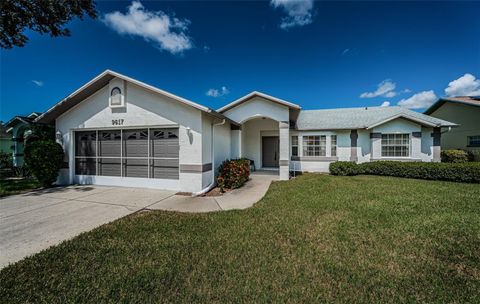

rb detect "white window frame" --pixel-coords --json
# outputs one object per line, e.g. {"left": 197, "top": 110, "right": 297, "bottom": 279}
{"left": 109, "top": 87, "right": 125, "bottom": 108}
{"left": 291, "top": 135, "right": 298, "bottom": 157}
{"left": 303, "top": 135, "right": 326, "bottom": 157}
{"left": 331, "top": 135, "right": 337, "bottom": 157}
{"left": 381, "top": 133, "right": 410, "bottom": 158}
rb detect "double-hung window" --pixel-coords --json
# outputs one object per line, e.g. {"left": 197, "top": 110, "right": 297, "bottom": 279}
{"left": 291, "top": 136, "right": 298, "bottom": 156}
{"left": 303, "top": 135, "right": 326, "bottom": 156}
{"left": 381, "top": 134, "right": 410, "bottom": 157}
{"left": 331, "top": 135, "right": 337, "bottom": 157}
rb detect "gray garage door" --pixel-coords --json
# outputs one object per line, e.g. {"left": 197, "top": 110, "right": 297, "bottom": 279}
{"left": 74, "top": 128, "right": 179, "bottom": 179}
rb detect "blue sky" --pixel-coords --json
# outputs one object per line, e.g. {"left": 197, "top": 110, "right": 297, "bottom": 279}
{"left": 1, "top": 0, "right": 479, "bottom": 121}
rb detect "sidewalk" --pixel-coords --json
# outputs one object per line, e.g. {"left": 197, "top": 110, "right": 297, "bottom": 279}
{"left": 147, "top": 172, "right": 278, "bottom": 212}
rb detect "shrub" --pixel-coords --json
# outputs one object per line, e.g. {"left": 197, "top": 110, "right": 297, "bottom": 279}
{"left": 329, "top": 161, "right": 480, "bottom": 183}
{"left": 217, "top": 158, "right": 250, "bottom": 192}
{"left": 441, "top": 149, "right": 471, "bottom": 163}
{"left": 329, "top": 161, "right": 361, "bottom": 176}
{"left": 0, "top": 151, "right": 12, "bottom": 169}
{"left": 24, "top": 140, "right": 64, "bottom": 187}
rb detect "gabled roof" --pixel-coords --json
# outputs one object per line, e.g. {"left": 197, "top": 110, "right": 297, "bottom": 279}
{"left": 296, "top": 106, "right": 457, "bottom": 130}
{"left": 424, "top": 96, "right": 480, "bottom": 115}
{"left": 35, "top": 70, "right": 239, "bottom": 125}
{"left": 217, "top": 91, "right": 301, "bottom": 113}
{"left": 5, "top": 112, "right": 40, "bottom": 131}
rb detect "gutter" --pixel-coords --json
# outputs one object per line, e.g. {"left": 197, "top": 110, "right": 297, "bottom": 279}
{"left": 192, "top": 118, "right": 226, "bottom": 196}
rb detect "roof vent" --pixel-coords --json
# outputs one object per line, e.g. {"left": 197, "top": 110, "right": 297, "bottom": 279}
{"left": 365, "top": 107, "right": 368, "bottom": 110}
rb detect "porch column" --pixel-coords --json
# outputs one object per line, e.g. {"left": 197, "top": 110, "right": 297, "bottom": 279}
{"left": 279, "top": 121, "right": 289, "bottom": 180}
{"left": 432, "top": 127, "right": 441, "bottom": 162}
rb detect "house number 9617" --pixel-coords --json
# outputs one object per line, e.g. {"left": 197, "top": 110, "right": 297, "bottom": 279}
{"left": 112, "top": 119, "right": 124, "bottom": 126}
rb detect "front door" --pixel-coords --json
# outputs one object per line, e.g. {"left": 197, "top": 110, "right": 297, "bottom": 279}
{"left": 262, "top": 136, "right": 279, "bottom": 168}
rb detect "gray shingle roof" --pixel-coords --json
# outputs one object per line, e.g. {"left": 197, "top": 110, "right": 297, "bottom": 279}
{"left": 296, "top": 106, "right": 457, "bottom": 130}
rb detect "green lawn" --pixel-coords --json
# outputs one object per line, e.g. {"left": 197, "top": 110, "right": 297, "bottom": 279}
{"left": 1, "top": 175, "right": 479, "bottom": 303}
{"left": 0, "top": 178, "right": 41, "bottom": 197}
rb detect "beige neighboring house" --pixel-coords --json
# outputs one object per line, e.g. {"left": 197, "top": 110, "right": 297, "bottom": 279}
{"left": 425, "top": 96, "right": 480, "bottom": 160}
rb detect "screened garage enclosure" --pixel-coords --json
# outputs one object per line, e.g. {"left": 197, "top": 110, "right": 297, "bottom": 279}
{"left": 75, "top": 128, "right": 179, "bottom": 180}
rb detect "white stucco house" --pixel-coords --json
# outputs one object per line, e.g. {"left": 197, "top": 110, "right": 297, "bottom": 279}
{"left": 35, "top": 70, "right": 456, "bottom": 193}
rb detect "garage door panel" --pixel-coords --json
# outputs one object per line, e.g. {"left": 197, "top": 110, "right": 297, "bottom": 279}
{"left": 124, "top": 159, "right": 148, "bottom": 178}
{"left": 98, "top": 158, "right": 121, "bottom": 177}
{"left": 99, "top": 131, "right": 121, "bottom": 157}
{"left": 75, "top": 128, "right": 179, "bottom": 180}
{"left": 124, "top": 130, "right": 148, "bottom": 157}
{"left": 75, "top": 158, "right": 96, "bottom": 175}
{"left": 75, "top": 131, "right": 96, "bottom": 157}
{"left": 151, "top": 159, "right": 178, "bottom": 179}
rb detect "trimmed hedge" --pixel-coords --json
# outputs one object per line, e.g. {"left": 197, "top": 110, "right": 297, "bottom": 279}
{"left": 329, "top": 161, "right": 480, "bottom": 183}
{"left": 24, "top": 140, "right": 64, "bottom": 187}
{"left": 441, "top": 149, "right": 474, "bottom": 163}
{"left": 329, "top": 161, "right": 360, "bottom": 176}
{"left": 217, "top": 158, "right": 250, "bottom": 192}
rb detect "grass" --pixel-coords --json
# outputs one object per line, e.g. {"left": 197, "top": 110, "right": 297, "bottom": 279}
{"left": 0, "top": 178, "right": 41, "bottom": 197}
{"left": 1, "top": 174, "right": 479, "bottom": 303}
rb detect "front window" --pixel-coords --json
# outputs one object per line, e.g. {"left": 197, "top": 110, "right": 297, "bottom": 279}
{"left": 291, "top": 136, "right": 298, "bottom": 156}
{"left": 468, "top": 135, "right": 480, "bottom": 147}
{"left": 331, "top": 135, "right": 337, "bottom": 156}
{"left": 303, "top": 135, "right": 326, "bottom": 156}
{"left": 381, "top": 134, "right": 410, "bottom": 157}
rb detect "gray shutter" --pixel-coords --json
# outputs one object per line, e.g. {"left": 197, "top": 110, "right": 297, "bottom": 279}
{"left": 123, "top": 129, "right": 148, "bottom": 178}
{"left": 149, "top": 129, "right": 179, "bottom": 180}
{"left": 98, "top": 131, "right": 121, "bottom": 176}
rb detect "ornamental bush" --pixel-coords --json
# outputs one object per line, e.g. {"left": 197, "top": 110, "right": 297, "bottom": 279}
{"left": 24, "top": 140, "right": 64, "bottom": 187}
{"left": 329, "top": 161, "right": 480, "bottom": 183}
{"left": 217, "top": 158, "right": 250, "bottom": 192}
{"left": 329, "top": 161, "right": 361, "bottom": 176}
{"left": 441, "top": 149, "right": 473, "bottom": 163}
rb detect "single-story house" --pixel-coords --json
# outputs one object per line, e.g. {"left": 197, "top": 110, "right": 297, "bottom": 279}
{"left": 5, "top": 112, "right": 42, "bottom": 167}
{"left": 35, "top": 70, "right": 456, "bottom": 193}
{"left": 425, "top": 96, "right": 480, "bottom": 160}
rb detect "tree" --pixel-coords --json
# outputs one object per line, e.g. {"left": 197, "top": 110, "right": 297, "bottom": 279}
{"left": 24, "top": 140, "right": 64, "bottom": 187}
{"left": 0, "top": 0, "right": 97, "bottom": 49}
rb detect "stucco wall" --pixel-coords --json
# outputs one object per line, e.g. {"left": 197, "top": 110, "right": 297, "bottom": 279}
{"left": 428, "top": 102, "right": 480, "bottom": 158}
{"left": 223, "top": 97, "right": 289, "bottom": 123}
{"left": 56, "top": 78, "right": 206, "bottom": 192}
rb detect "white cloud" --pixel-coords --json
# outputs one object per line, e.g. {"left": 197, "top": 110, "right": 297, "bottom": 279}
{"left": 31, "top": 80, "right": 43, "bottom": 87}
{"left": 380, "top": 101, "right": 390, "bottom": 107}
{"left": 342, "top": 48, "right": 350, "bottom": 55}
{"left": 206, "top": 86, "right": 229, "bottom": 98}
{"left": 103, "top": 1, "right": 192, "bottom": 54}
{"left": 270, "top": 0, "right": 314, "bottom": 30}
{"left": 360, "top": 79, "right": 396, "bottom": 98}
{"left": 444, "top": 73, "right": 480, "bottom": 97}
{"left": 397, "top": 90, "right": 438, "bottom": 109}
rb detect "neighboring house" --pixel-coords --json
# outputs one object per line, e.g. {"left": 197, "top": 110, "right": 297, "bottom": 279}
{"left": 0, "top": 122, "right": 12, "bottom": 154}
{"left": 425, "top": 96, "right": 480, "bottom": 160}
{"left": 35, "top": 70, "right": 456, "bottom": 193}
{"left": 5, "top": 112, "right": 42, "bottom": 167}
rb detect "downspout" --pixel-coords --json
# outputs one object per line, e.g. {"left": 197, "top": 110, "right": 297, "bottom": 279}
{"left": 192, "top": 118, "right": 226, "bottom": 196}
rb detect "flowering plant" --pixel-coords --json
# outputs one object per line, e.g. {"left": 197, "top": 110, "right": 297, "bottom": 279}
{"left": 217, "top": 158, "right": 250, "bottom": 192}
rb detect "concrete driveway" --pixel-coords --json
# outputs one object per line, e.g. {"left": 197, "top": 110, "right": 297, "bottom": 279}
{"left": 0, "top": 185, "right": 176, "bottom": 268}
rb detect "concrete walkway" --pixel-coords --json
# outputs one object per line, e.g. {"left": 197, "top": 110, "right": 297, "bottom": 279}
{"left": 0, "top": 172, "right": 276, "bottom": 268}
{"left": 148, "top": 172, "right": 278, "bottom": 212}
